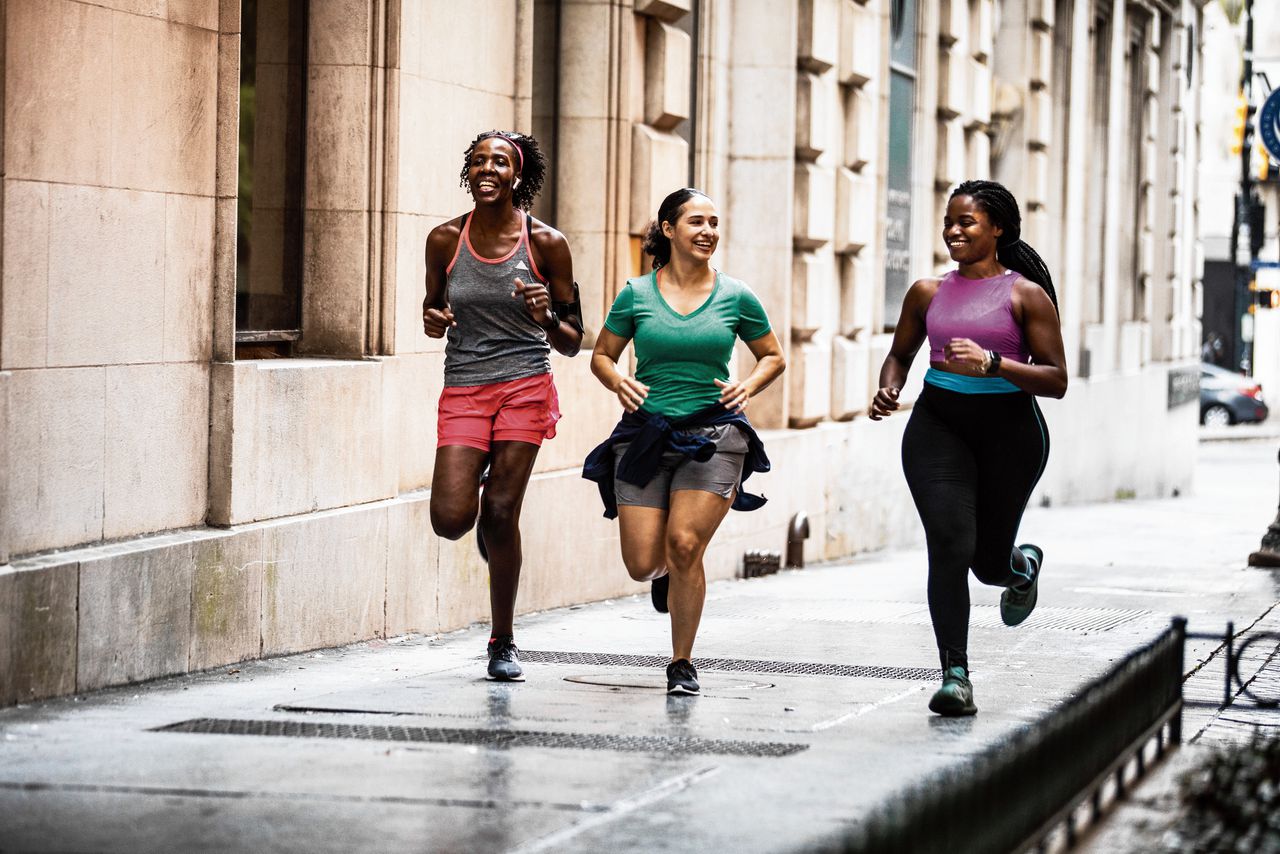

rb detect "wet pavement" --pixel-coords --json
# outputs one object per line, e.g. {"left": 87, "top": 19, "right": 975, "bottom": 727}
{"left": 1, "top": 440, "right": 1278, "bottom": 853}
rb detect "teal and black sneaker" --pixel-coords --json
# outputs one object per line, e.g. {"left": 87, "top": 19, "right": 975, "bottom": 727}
{"left": 1000, "top": 543, "right": 1043, "bottom": 627}
{"left": 928, "top": 665, "right": 977, "bottom": 716}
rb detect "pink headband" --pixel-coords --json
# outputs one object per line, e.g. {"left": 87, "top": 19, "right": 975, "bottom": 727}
{"left": 499, "top": 134, "right": 523, "bottom": 173}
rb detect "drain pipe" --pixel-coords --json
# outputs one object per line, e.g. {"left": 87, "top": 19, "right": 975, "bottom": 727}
{"left": 786, "top": 512, "right": 810, "bottom": 568}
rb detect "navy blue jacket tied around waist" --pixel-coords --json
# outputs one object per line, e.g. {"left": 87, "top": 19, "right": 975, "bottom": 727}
{"left": 581, "top": 402, "right": 771, "bottom": 519}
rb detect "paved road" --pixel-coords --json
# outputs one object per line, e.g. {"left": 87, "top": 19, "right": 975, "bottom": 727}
{"left": 1, "top": 441, "right": 1277, "bottom": 853}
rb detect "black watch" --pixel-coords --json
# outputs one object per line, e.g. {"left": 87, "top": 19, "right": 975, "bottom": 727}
{"left": 539, "top": 310, "right": 559, "bottom": 332}
{"left": 985, "top": 350, "right": 1002, "bottom": 375}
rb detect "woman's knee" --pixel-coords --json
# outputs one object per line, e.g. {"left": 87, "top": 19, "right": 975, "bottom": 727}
{"left": 622, "top": 555, "right": 665, "bottom": 582}
{"left": 665, "top": 530, "right": 704, "bottom": 571}
{"left": 480, "top": 492, "right": 522, "bottom": 533}
{"left": 430, "top": 505, "right": 475, "bottom": 541}
{"left": 926, "top": 530, "right": 975, "bottom": 571}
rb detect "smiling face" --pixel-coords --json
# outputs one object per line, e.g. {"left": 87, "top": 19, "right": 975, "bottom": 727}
{"left": 943, "top": 194, "right": 1002, "bottom": 265}
{"left": 466, "top": 136, "right": 521, "bottom": 204}
{"left": 662, "top": 194, "right": 720, "bottom": 264}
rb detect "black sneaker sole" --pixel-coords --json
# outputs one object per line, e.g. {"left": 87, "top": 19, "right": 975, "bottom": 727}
{"left": 666, "top": 684, "right": 700, "bottom": 695}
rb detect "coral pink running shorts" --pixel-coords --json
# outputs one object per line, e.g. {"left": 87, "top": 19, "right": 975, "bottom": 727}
{"left": 437, "top": 372, "right": 561, "bottom": 451}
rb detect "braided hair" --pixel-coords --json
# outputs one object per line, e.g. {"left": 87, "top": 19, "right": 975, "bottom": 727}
{"left": 458, "top": 130, "right": 547, "bottom": 211}
{"left": 950, "top": 179, "right": 1058, "bottom": 314}
{"left": 642, "top": 187, "right": 711, "bottom": 269}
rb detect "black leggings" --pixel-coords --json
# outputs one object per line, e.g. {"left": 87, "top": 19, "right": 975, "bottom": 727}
{"left": 902, "top": 383, "right": 1049, "bottom": 671}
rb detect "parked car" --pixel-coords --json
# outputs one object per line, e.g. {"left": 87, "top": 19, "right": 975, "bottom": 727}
{"left": 1200, "top": 362, "right": 1269, "bottom": 426}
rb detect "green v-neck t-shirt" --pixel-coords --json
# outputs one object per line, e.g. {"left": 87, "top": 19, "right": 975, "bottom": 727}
{"left": 603, "top": 269, "right": 772, "bottom": 419}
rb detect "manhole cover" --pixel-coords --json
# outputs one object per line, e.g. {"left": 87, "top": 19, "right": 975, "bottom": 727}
{"left": 153, "top": 718, "right": 808, "bottom": 758}
{"left": 562, "top": 673, "right": 774, "bottom": 690}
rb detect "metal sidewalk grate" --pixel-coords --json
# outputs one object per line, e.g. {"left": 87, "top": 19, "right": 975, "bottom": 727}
{"left": 516, "top": 650, "right": 941, "bottom": 681}
{"left": 153, "top": 718, "right": 809, "bottom": 758}
{"left": 711, "top": 600, "right": 1149, "bottom": 633}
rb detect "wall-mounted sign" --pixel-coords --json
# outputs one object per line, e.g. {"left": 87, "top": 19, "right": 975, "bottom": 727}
{"left": 1167, "top": 365, "right": 1199, "bottom": 410}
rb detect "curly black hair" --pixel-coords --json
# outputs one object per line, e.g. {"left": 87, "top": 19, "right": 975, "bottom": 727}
{"left": 458, "top": 130, "right": 547, "bottom": 211}
{"left": 950, "top": 179, "right": 1059, "bottom": 314}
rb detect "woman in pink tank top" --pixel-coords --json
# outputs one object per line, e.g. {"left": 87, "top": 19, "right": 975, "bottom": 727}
{"left": 421, "top": 131, "right": 584, "bottom": 683}
{"left": 869, "top": 180, "right": 1068, "bottom": 717}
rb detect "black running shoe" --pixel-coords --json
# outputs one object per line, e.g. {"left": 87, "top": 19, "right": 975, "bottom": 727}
{"left": 486, "top": 635, "right": 524, "bottom": 681}
{"left": 651, "top": 574, "right": 670, "bottom": 613}
{"left": 666, "top": 658, "right": 699, "bottom": 695}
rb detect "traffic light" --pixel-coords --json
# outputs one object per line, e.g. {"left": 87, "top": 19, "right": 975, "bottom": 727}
{"left": 1232, "top": 91, "right": 1250, "bottom": 156}
{"left": 1249, "top": 197, "right": 1266, "bottom": 256}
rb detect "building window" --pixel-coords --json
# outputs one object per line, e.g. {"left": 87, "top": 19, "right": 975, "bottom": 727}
{"left": 531, "top": 0, "right": 561, "bottom": 225}
{"left": 884, "top": 0, "right": 917, "bottom": 328}
{"left": 236, "top": 0, "right": 308, "bottom": 353}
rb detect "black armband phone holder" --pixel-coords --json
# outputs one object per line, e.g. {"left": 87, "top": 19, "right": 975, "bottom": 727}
{"left": 552, "top": 281, "right": 585, "bottom": 335}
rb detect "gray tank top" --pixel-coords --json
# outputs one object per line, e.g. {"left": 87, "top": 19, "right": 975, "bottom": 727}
{"left": 443, "top": 212, "right": 552, "bottom": 387}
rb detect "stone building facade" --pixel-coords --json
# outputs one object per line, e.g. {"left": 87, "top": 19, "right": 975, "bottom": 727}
{"left": 0, "top": 0, "right": 1206, "bottom": 705}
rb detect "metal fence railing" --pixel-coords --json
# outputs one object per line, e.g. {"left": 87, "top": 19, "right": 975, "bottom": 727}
{"left": 835, "top": 618, "right": 1186, "bottom": 854}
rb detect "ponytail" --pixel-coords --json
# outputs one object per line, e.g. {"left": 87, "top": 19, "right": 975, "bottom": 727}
{"left": 642, "top": 187, "right": 710, "bottom": 270}
{"left": 952, "top": 180, "right": 1058, "bottom": 315}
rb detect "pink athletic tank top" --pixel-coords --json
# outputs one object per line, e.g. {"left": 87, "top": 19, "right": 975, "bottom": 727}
{"left": 926, "top": 269, "right": 1030, "bottom": 363}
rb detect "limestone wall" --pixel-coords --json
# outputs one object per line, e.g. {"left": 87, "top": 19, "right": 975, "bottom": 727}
{"left": 2, "top": 0, "right": 218, "bottom": 557}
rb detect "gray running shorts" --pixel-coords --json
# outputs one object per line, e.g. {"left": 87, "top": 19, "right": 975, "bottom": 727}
{"left": 613, "top": 423, "right": 748, "bottom": 510}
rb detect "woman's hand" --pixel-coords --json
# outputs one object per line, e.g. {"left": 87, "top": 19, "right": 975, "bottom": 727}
{"left": 715, "top": 378, "right": 750, "bottom": 412}
{"left": 514, "top": 277, "right": 554, "bottom": 327}
{"left": 943, "top": 337, "right": 989, "bottom": 373}
{"left": 869, "top": 386, "right": 900, "bottom": 421}
{"left": 422, "top": 300, "right": 456, "bottom": 337}
{"left": 612, "top": 376, "right": 649, "bottom": 412}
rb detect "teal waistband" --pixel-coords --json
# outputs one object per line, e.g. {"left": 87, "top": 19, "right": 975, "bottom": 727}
{"left": 924, "top": 367, "right": 1020, "bottom": 394}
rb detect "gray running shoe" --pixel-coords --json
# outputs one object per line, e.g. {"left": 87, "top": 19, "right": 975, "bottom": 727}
{"left": 486, "top": 636, "right": 524, "bottom": 682}
{"left": 666, "top": 659, "right": 700, "bottom": 695}
{"left": 1001, "top": 543, "right": 1042, "bottom": 627}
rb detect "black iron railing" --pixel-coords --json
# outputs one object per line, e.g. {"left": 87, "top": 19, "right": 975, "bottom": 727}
{"left": 836, "top": 618, "right": 1186, "bottom": 854}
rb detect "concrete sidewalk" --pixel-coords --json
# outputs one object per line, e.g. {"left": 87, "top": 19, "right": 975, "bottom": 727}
{"left": 1, "top": 440, "right": 1278, "bottom": 853}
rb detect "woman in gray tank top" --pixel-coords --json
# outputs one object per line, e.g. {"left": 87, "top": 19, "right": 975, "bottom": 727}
{"left": 422, "top": 131, "right": 584, "bottom": 682}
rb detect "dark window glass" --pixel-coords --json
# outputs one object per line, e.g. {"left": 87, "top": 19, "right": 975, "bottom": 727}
{"left": 236, "top": 0, "right": 307, "bottom": 344}
{"left": 531, "top": 0, "right": 561, "bottom": 224}
{"left": 673, "top": 1, "right": 700, "bottom": 183}
{"left": 884, "top": 0, "right": 917, "bottom": 328}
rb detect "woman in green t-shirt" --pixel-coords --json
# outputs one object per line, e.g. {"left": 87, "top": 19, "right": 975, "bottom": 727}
{"left": 586, "top": 188, "right": 786, "bottom": 695}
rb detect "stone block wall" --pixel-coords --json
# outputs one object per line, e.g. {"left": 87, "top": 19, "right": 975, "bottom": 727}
{"left": 2, "top": 0, "right": 218, "bottom": 559}
{"left": 934, "top": 0, "right": 995, "bottom": 267}
{"left": 788, "top": 0, "right": 883, "bottom": 430}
